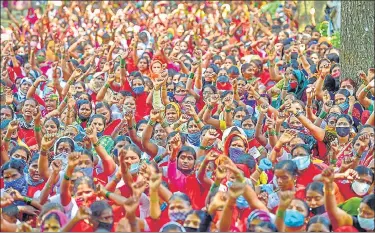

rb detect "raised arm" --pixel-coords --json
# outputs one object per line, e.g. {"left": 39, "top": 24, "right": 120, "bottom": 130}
{"left": 141, "top": 110, "right": 161, "bottom": 158}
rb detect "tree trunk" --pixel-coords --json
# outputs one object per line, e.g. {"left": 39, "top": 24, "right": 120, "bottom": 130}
{"left": 340, "top": 1, "right": 375, "bottom": 84}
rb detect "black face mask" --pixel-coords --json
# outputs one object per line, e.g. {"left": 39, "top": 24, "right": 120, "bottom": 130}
{"left": 97, "top": 221, "right": 113, "bottom": 232}
{"left": 184, "top": 227, "right": 198, "bottom": 232}
{"left": 310, "top": 205, "right": 325, "bottom": 215}
{"left": 78, "top": 114, "right": 89, "bottom": 122}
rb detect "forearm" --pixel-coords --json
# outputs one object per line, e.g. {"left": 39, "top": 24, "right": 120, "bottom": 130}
{"left": 96, "top": 84, "right": 110, "bottom": 101}
{"left": 60, "top": 166, "right": 74, "bottom": 206}
{"left": 296, "top": 114, "right": 325, "bottom": 141}
{"left": 149, "top": 189, "right": 161, "bottom": 219}
{"left": 38, "top": 172, "right": 59, "bottom": 205}
{"left": 219, "top": 198, "right": 235, "bottom": 231}
{"left": 38, "top": 151, "right": 51, "bottom": 180}
{"left": 315, "top": 75, "right": 325, "bottom": 100}
{"left": 244, "top": 184, "right": 269, "bottom": 211}
{"left": 61, "top": 217, "right": 80, "bottom": 232}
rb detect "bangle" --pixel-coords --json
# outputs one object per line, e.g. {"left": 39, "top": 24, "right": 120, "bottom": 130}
{"left": 150, "top": 196, "right": 159, "bottom": 203}
{"left": 348, "top": 111, "right": 352, "bottom": 115}
{"left": 225, "top": 107, "right": 232, "bottom": 113}
{"left": 93, "top": 140, "right": 100, "bottom": 148}
{"left": 274, "top": 146, "right": 281, "bottom": 153}
{"left": 161, "top": 120, "right": 169, "bottom": 128}
{"left": 128, "top": 124, "right": 136, "bottom": 131}
{"left": 105, "top": 191, "right": 111, "bottom": 199}
{"left": 364, "top": 87, "right": 371, "bottom": 94}
{"left": 188, "top": 72, "right": 194, "bottom": 79}
{"left": 269, "top": 129, "right": 277, "bottom": 136}
{"left": 105, "top": 83, "right": 110, "bottom": 88}
{"left": 33, "top": 84, "right": 38, "bottom": 88}
{"left": 120, "top": 58, "right": 125, "bottom": 68}
{"left": 23, "top": 197, "right": 32, "bottom": 205}
{"left": 319, "top": 111, "right": 328, "bottom": 119}
{"left": 330, "top": 159, "right": 337, "bottom": 164}
{"left": 153, "top": 155, "right": 162, "bottom": 163}
{"left": 207, "top": 105, "right": 214, "bottom": 110}
{"left": 68, "top": 80, "right": 74, "bottom": 85}
{"left": 294, "top": 111, "right": 303, "bottom": 118}
{"left": 4, "top": 137, "right": 11, "bottom": 142}
{"left": 64, "top": 97, "right": 68, "bottom": 103}
{"left": 276, "top": 209, "right": 286, "bottom": 218}
{"left": 306, "top": 105, "right": 312, "bottom": 108}
{"left": 64, "top": 174, "right": 70, "bottom": 181}
{"left": 148, "top": 120, "right": 156, "bottom": 126}
{"left": 210, "top": 183, "right": 219, "bottom": 192}
{"left": 199, "top": 145, "right": 213, "bottom": 150}
{"left": 46, "top": 183, "right": 52, "bottom": 189}
{"left": 194, "top": 118, "right": 201, "bottom": 124}
{"left": 34, "top": 126, "right": 42, "bottom": 132}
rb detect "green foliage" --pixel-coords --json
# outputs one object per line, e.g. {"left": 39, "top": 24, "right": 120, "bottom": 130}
{"left": 331, "top": 31, "right": 341, "bottom": 48}
{"left": 317, "top": 21, "right": 329, "bottom": 37}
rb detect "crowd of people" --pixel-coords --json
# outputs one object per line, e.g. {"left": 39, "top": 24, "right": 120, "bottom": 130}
{"left": 0, "top": 1, "right": 374, "bottom": 232}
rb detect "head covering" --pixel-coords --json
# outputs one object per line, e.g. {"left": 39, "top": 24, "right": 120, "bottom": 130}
{"left": 338, "top": 197, "right": 362, "bottom": 216}
{"left": 26, "top": 8, "right": 38, "bottom": 24}
{"left": 166, "top": 102, "right": 181, "bottom": 119}
{"left": 40, "top": 210, "right": 68, "bottom": 232}
{"left": 223, "top": 132, "right": 248, "bottom": 157}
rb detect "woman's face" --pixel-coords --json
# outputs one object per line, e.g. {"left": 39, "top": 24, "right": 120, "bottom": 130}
{"left": 151, "top": 62, "right": 162, "bottom": 74}
{"left": 180, "top": 42, "right": 188, "bottom": 52}
{"left": 137, "top": 58, "right": 148, "bottom": 71}
{"left": 329, "top": 106, "right": 341, "bottom": 115}
{"left": 64, "top": 127, "right": 78, "bottom": 139}
{"left": 137, "top": 123, "right": 147, "bottom": 137}
{"left": 234, "top": 110, "right": 246, "bottom": 122}
{"left": 187, "top": 121, "right": 199, "bottom": 134}
{"left": 274, "top": 169, "right": 295, "bottom": 191}
{"left": 230, "top": 137, "right": 246, "bottom": 150}
{"left": 90, "top": 117, "right": 105, "bottom": 133}
{"left": 241, "top": 119, "right": 255, "bottom": 130}
{"left": 75, "top": 183, "right": 94, "bottom": 202}
{"left": 123, "top": 149, "right": 140, "bottom": 166}
{"left": 358, "top": 202, "right": 375, "bottom": 221}
{"left": 182, "top": 96, "right": 195, "bottom": 109}
{"left": 96, "top": 107, "right": 111, "bottom": 124}
{"left": 78, "top": 94, "right": 90, "bottom": 101}
{"left": 12, "top": 149, "right": 28, "bottom": 162}
{"left": 204, "top": 68, "right": 215, "bottom": 82}
{"left": 306, "top": 189, "right": 324, "bottom": 209}
{"left": 75, "top": 83, "right": 85, "bottom": 93}
{"left": 184, "top": 213, "right": 201, "bottom": 230}
{"left": 202, "top": 87, "right": 214, "bottom": 100}
{"left": 224, "top": 58, "right": 234, "bottom": 69}
{"left": 178, "top": 152, "right": 195, "bottom": 171}
{"left": 287, "top": 137, "right": 305, "bottom": 153}
{"left": 166, "top": 108, "right": 178, "bottom": 123}
{"left": 218, "top": 69, "right": 228, "bottom": 77}
{"left": 44, "top": 119, "right": 58, "bottom": 135}
{"left": 168, "top": 198, "right": 191, "bottom": 219}
{"left": 340, "top": 81, "right": 354, "bottom": 94}
{"left": 56, "top": 142, "right": 72, "bottom": 154}
{"left": 289, "top": 115, "right": 303, "bottom": 129}
{"left": 334, "top": 93, "right": 347, "bottom": 105}
{"left": 287, "top": 199, "right": 309, "bottom": 223}
{"left": 20, "top": 81, "right": 32, "bottom": 94}
{"left": 310, "top": 53, "right": 319, "bottom": 64}
{"left": 123, "top": 97, "right": 136, "bottom": 112}
{"left": 335, "top": 117, "right": 350, "bottom": 129}
{"left": 279, "top": 31, "right": 287, "bottom": 41}
{"left": 78, "top": 103, "right": 92, "bottom": 119}
{"left": 28, "top": 160, "right": 40, "bottom": 181}
{"left": 42, "top": 215, "right": 61, "bottom": 232}
{"left": 3, "top": 168, "right": 22, "bottom": 182}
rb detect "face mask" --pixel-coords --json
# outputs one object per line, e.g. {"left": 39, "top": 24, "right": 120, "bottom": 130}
{"left": 289, "top": 125, "right": 304, "bottom": 131}
{"left": 206, "top": 171, "right": 213, "bottom": 179}
{"left": 233, "top": 119, "right": 242, "bottom": 127}
{"left": 247, "top": 100, "right": 257, "bottom": 108}
{"left": 97, "top": 221, "right": 113, "bottom": 231}
{"left": 30, "top": 41, "right": 38, "bottom": 47}
{"left": 184, "top": 227, "right": 198, "bottom": 232}
{"left": 289, "top": 81, "right": 298, "bottom": 89}
{"left": 132, "top": 86, "right": 145, "bottom": 95}
{"left": 170, "top": 211, "right": 188, "bottom": 222}
{"left": 129, "top": 163, "right": 140, "bottom": 174}
{"left": 80, "top": 167, "right": 94, "bottom": 177}
{"left": 284, "top": 209, "right": 305, "bottom": 227}
{"left": 244, "top": 129, "right": 255, "bottom": 139}
{"left": 174, "top": 94, "right": 186, "bottom": 103}
{"left": 351, "top": 181, "right": 370, "bottom": 196}
{"left": 338, "top": 101, "right": 349, "bottom": 111}
{"left": 4, "top": 176, "right": 28, "bottom": 197}
{"left": 292, "top": 156, "right": 310, "bottom": 171}
{"left": 53, "top": 152, "right": 69, "bottom": 170}
{"left": 336, "top": 126, "right": 350, "bottom": 137}
{"left": 226, "top": 180, "right": 249, "bottom": 209}
{"left": 167, "top": 91, "right": 174, "bottom": 98}
{"left": 37, "top": 55, "right": 46, "bottom": 63}
{"left": 348, "top": 89, "right": 354, "bottom": 96}
{"left": 358, "top": 216, "right": 375, "bottom": 230}
{"left": 137, "top": 131, "right": 143, "bottom": 138}
{"left": 187, "top": 132, "right": 201, "bottom": 147}
{"left": 229, "top": 147, "right": 245, "bottom": 162}
{"left": 310, "top": 205, "right": 326, "bottom": 215}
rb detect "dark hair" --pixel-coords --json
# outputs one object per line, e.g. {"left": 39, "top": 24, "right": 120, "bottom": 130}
{"left": 234, "top": 106, "right": 249, "bottom": 117}
{"left": 242, "top": 115, "right": 257, "bottom": 126}
{"left": 42, "top": 212, "right": 63, "bottom": 226}
{"left": 1, "top": 159, "right": 25, "bottom": 176}
{"left": 76, "top": 99, "right": 92, "bottom": 110}
{"left": 75, "top": 92, "right": 92, "bottom": 102}
{"left": 295, "top": 198, "right": 310, "bottom": 216}
{"left": 202, "top": 84, "right": 217, "bottom": 94}
{"left": 95, "top": 102, "right": 111, "bottom": 112}
{"left": 2, "top": 204, "right": 19, "bottom": 218}
{"left": 361, "top": 194, "right": 375, "bottom": 211}
{"left": 291, "top": 144, "right": 312, "bottom": 157}
{"left": 178, "top": 146, "right": 197, "bottom": 160}
{"left": 10, "top": 145, "right": 31, "bottom": 162}
{"left": 186, "top": 210, "right": 206, "bottom": 223}
{"left": 255, "top": 221, "right": 278, "bottom": 232}
{"left": 0, "top": 105, "right": 15, "bottom": 119}
{"left": 131, "top": 76, "right": 145, "bottom": 86}
{"left": 212, "top": 55, "right": 222, "bottom": 62}
{"left": 81, "top": 149, "right": 94, "bottom": 162}
{"left": 90, "top": 200, "right": 112, "bottom": 218}
{"left": 73, "top": 176, "right": 96, "bottom": 194}
{"left": 306, "top": 181, "right": 324, "bottom": 195}
{"left": 336, "top": 114, "right": 353, "bottom": 126}
{"left": 136, "top": 119, "right": 148, "bottom": 131}
{"left": 22, "top": 98, "right": 38, "bottom": 107}
{"left": 227, "top": 66, "right": 240, "bottom": 76}
{"left": 87, "top": 114, "right": 106, "bottom": 130}
{"left": 275, "top": 160, "right": 298, "bottom": 177}
{"left": 307, "top": 215, "right": 332, "bottom": 231}
{"left": 124, "top": 144, "right": 142, "bottom": 159}
{"left": 55, "top": 137, "right": 75, "bottom": 153}
{"left": 326, "top": 53, "right": 339, "bottom": 64}
{"left": 40, "top": 202, "right": 64, "bottom": 218}
{"left": 355, "top": 166, "right": 374, "bottom": 183}
{"left": 44, "top": 117, "right": 60, "bottom": 129}
{"left": 169, "top": 191, "right": 191, "bottom": 205}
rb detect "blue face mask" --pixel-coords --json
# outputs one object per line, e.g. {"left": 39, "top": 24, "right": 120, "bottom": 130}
{"left": 338, "top": 100, "right": 349, "bottom": 111}
{"left": 206, "top": 171, "right": 213, "bottom": 179}
{"left": 246, "top": 100, "right": 257, "bottom": 108}
{"left": 233, "top": 119, "right": 242, "bottom": 127}
{"left": 170, "top": 211, "right": 188, "bottom": 222}
{"left": 292, "top": 156, "right": 310, "bottom": 171}
{"left": 187, "top": 131, "right": 201, "bottom": 147}
{"left": 167, "top": 91, "right": 174, "bottom": 98}
{"left": 284, "top": 209, "right": 305, "bottom": 227}
{"left": 10, "top": 157, "right": 28, "bottom": 174}
{"left": 5, "top": 176, "right": 28, "bottom": 196}
{"left": 229, "top": 147, "right": 245, "bottom": 162}
{"left": 244, "top": 129, "right": 255, "bottom": 139}
{"left": 80, "top": 167, "right": 94, "bottom": 177}
{"left": 358, "top": 216, "right": 375, "bottom": 230}
{"left": 130, "top": 163, "right": 140, "bottom": 174}
{"left": 226, "top": 181, "right": 249, "bottom": 209}
{"left": 336, "top": 126, "right": 350, "bottom": 137}
{"left": 132, "top": 86, "right": 145, "bottom": 94}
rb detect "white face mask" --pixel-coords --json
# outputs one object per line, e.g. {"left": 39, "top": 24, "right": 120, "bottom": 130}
{"left": 351, "top": 181, "right": 370, "bottom": 196}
